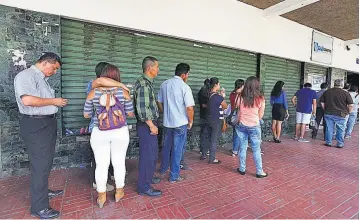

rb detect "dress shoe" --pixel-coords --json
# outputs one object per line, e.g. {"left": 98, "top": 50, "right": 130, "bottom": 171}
{"left": 31, "top": 208, "right": 60, "bottom": 219}
{"left": 48, "top": 190, "right": 64, "bottom": 199}
{"left": 151, "top": 177, "right": 161, "bottom": 184}
{"left": 138, "top": 188, "right": 162, "bottom": 197}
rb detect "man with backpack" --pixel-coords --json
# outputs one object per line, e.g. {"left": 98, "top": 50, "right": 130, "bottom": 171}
{"left": 157, "top": 63, "right": 195, "bottom": 183}
{"left": 134, "top": 56, "right": 162, "bottom": 197}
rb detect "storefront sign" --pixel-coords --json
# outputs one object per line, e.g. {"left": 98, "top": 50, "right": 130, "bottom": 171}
{"left": 311, "top": 31, "right": 333, "bottom": 65}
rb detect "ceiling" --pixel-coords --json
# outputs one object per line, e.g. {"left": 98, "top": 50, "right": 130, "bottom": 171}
{"left": 238, "top": 0, "right": 359, "bottom": 41}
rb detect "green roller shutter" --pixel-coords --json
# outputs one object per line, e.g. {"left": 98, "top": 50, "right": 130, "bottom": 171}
{"left": 61, "top": 18, "right": 257, "bottom": 132}
{"left": 305, "top": 63, "right": 328, "bottom": 91}
{"left": 260, "top": 55, "right": 301, "bottom": 130}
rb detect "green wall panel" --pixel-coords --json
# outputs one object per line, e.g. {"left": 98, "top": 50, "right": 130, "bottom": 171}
{"left": 260, "top": 55, "right": 301, "bottom": 129}
{"left": 61, "top": 19, "right": 257, "bottom": 131}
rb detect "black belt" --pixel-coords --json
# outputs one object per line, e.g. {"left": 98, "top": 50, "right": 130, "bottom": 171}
{"left": 22, "top": 114, "right": 56, "bottom": 118}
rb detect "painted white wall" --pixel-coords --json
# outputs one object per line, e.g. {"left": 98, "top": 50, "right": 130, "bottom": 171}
{"left": 0, "top": 0, "right": 358, "bottom": 72}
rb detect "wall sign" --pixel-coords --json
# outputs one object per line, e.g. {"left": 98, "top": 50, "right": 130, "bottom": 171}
{"left": 311, "top": 31, "right": 333, "bottom": 65}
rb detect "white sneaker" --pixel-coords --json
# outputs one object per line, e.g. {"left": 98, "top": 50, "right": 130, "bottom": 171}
{"left": 92, "top": 183, "right": 115, "bottom": 192}
{"left": 345, "top": 135, "right": 351, "bottom": 139}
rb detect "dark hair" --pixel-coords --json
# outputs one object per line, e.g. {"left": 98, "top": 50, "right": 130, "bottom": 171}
{"left": 320, "top": 83, "right": 328, "bottom": 89}
{"left": 304, "top": 83, "right": 312, "bottom": 88}
{"left": 204, "top": 78, "right": 210, "bottom": 86}
{"left": 209, "top": 77, "right": 219, "bottom": 89}
{"left": 95, "top": 62, "right": 109, "bottom": 78}
{"left": 100, "top": 64, "right": 121, "bottom": 82}
{"left": 241, "top": 76, "right": 263, "bottom": 108}
{"left": 142, "top": 56, "right": 158, "bottom": 73}
{"left": 343, "top": 83, "right": 351, "bottom": 90}
{"left": 175, "top": 63, "right": 190, "bottom": 76}
{"left": 208, "top": 77, "right": 219, "bottom": 97}
{"left": 233, "top": 79, "right": 245, "bottom": 92}
{"left": 349, "top": 85, "right": 358, "bottom": 92}
{"left": 37, "top": 52, "right": 62, "bottom": 66}
{"left": 271, "top": 81, "right": 284, "bottom": 97}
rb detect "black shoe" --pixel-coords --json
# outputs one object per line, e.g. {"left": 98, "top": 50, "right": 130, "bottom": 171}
{"left": 48, "top": 190, "right": 64, "bottom": 199}
{"left": 256, "top": 173, "right": 268, "bottom": 178}
{"left": 138, "top": 188, "right": 162, "bottom": 197}
{"left": 324, "top": 143, "right": 332, "bottom": 147}
{"left": 274, "top": 138, "right": 281, "bottom": 143}
{"left": 237, "top": 168, "right": 245, "bottom": 175}
{"left": 151, "top": 177, "right": 161, "bottom": 184}
{"left": 31, "top": 208, "right": 60, "bottom": 219}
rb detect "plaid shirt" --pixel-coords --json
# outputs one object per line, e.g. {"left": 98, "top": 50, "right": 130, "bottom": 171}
{"left": 133, "top": 74, "right": 159, "bottom": 122}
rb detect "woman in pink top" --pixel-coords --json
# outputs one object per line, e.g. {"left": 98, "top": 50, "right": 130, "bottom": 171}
{"left": 235, "top": 76, "right": 268, "bottom": 178}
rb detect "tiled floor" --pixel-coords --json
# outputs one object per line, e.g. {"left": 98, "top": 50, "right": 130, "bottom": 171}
{"left": 0, "top": 127, "right": 358, "bottom": 219}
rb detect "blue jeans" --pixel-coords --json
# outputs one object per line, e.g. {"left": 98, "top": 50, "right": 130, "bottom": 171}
{"left": 324, "top": 115, "right": 346, "bottom": 147}
{"left": 232, "top": 126, "right": 240, "bottom": 154}
{"left": 160, "top": 125, "right": 188, "bottom": 181}
{"left": 235, "top": 123, "right": 264, "bottom": 175}
{"left": 345, "top": 112, "right": 357, "bottom": 137}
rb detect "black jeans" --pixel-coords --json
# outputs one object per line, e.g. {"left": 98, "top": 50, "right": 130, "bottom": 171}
{"left": 20, "top": 117, "right": 57, "bottom": 213}
{"left": 137, "top": 121, "right": 158, "bottom": 193}
{"left": 199, "top": 119, "right": 208, "bottom": 153}
{"left": 312, "top": 107, "right": 326, "bottom": 139}
{"left": 202, "top": 120, "right": 222, "bottom": 161}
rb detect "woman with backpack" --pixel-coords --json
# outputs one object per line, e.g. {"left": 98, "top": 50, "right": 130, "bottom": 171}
{"left": 83, "top": 64, "right": 134, "bottom": 208}
{"left": 235, "top": 76, "right": 268, "bottom": 178}
{"left": 201, "top": 77, "right": 227, "bottom": 164}
{"left": 270, "top": 81, "right": 289, "bottom": 143}
{"left": 229, "top": 79, "right": 244, "bottom": 156}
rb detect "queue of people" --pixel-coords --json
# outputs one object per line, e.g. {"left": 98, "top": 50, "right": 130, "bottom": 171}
{"left": 13, "top": 52, "right": 357, "bottom": 218}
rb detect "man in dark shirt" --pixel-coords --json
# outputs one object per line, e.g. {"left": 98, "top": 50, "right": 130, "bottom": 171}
{"left": 198, "top": 79, "right": 210, "bottom": 154}
{"left": 320, "top": 79, "right": 353, "bottom": 148}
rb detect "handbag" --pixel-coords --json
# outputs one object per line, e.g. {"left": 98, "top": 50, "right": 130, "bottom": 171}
{"left": 226, "top": 94, "right": 241, "bottom": 126}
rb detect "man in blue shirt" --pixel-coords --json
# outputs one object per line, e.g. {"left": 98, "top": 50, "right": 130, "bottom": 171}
{"left": 157, "top": 63, "right": 195, "bottom": 183}
{"left": 291, "top": 83, "right": 317, "bottom": 143}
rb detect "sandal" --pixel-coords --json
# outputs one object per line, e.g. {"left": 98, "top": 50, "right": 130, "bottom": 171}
{"left": 209, "top": 159, "right": 221, "bottom": 164}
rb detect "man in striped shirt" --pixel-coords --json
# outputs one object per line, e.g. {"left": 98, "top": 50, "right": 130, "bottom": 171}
{"left": 134, "top": 56, "right": 162, "bottom": 197}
